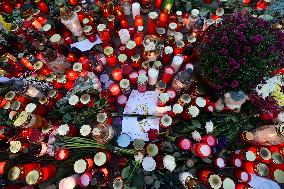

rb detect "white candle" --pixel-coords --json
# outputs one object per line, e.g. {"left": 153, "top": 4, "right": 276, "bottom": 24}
{"left": 61, "top": 13, "right": 83, "bottom": 36}
{"left": 171, "top": 55, "right": 183, "bottom": 73}
{"left": 148, "top": 68, "right": 159, "bottom": 85}
{"left": 118, "top": 29, "right": 130, "bottom": 44}
{"left": 59, "top": 174, "right": 80, "bottom": 189}
{"left": 132, "top": 2, "right": 141, "bottom": 20}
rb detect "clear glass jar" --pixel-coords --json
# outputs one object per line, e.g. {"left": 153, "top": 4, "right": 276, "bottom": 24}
{"left": 92, "top": 123, "right": 114, "bottom": 144}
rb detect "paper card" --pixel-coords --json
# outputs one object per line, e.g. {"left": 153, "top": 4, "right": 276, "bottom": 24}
{"left": 70, "top": 36, "right": 102, "bottom": 52}
{"left": 123, "top": 90, "right": 160, "bottom": 115}
{"left": 122, "top": 117, "right": 160, "bottom": 141}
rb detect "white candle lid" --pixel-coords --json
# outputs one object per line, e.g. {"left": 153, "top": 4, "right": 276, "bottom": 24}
{"left": 33, "top": 61, "right": 43, "bottom": 70}
{"left": 173, "top": 104, "right": 183, "bottom": 113}
{"left": 274, "top": 169, "right": 284, "bottom": 183}
{"left": 132, "top": 2, "right": 140, "bottom": 8}
{"left": 118, "top": 54, "right": 127, "bottom": 62}
{"left": 50, "top": 34, "right": 61, "bottom": 43}
{"left": 222, "top": 178, "right": 235, "bottom": 189}
{"left": 80, "top": 94, "right": 90, "bottom": 104}
{"left": 176, "top": 40, "right": 185, "bottom": 48}
{"left": 207, "top": 19, "right": 215, "bottom": 25}
{"left": 188, "top": 35, "right": 197, "bottom": 43}
{"left": 272, "top": 152, "right": 284, "bottom": 164}
{"left": 176, "top": 11, "right": 182, "bottom": 16}
{"left": 80, "top": 125, "right": 91, "bottom": 136}
{"left": 126, "top": 40, "right": 136, "bottom": 49}
{"left": 181, "top": 94, "right": 191, "bottom": 103}
{"left": 167, "top": 90, "right": 176, "bottom": 98}
{"left": 97, "top": 24, "right": 106, "bottom": 32}
{"left": 138, "top": 74, "right": 148, "bottom": 83}
{"left": 25, "top": 103, "right": 37, "bottom": 113}
{"left": 159, "top": 93, "right": 170, "bottom": 102}
{"left": 43, "top": 24, "right": 51, "bottom": 32}
{"left": 74, "top": 159, "right": 87, "bottom": 173}
{"left": 142, "top": 156, "right": 156, "bottom": 171}
{"left": 148, "top": 12, "right": 158, "bottom": 19}
{"left": 216, "top": 157, "right": 225, "bottom": 168}
{"left": 104, "top": 46, "right": 114, "bottom": 55}
{"left": 234, "top": 158, "right": 242, "bottom": 167}
{"left": 172, "top": 55, "right": 183, "bottom": 64}
{"left": 216, "top": 8, "right": 224, "bottom": 16}
{"left": 174, "top": 32, "right": 183, "bottom": 42}
{"left": 94, "top": 152, "right": 107, "bottom": 166}
{"left": 164, "top": 46, "right": 173, "bottom": 54}
{"left": 169, "top": 22, "right": 177, "bottom": 30}
{"left": 119, "top": 79, "right": 130, "bottom": 88}
{"left": 154, "top": 61, "right": 162, "bottom": 69}
{"left": 9, "top": 141, "right": 21, "bottom": 153}
{"left": 5, "top": 91, "right": 16, "bottom": 100}
{"left": 148, "top": 68, "right": 159, "bottom": 77}
{"left": 208, "top": 174, "right": 222, "bottom": 189}
{"left": 57, "top": 75, "right": 67, "bottom": 83}
{"left": 196, "top": 97, "right": 206, "bottom": 107}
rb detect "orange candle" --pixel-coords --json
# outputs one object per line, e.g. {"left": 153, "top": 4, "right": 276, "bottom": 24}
{"left": 158, "top": 11, "right": 168, "bottom": 28}
{"left": 135, "top": 15, "right": 144, "bottom": 27}
{"left": 134, "top": 32, "right": 143, "bottom": 46}
{"left": 20, "top": 57, "right": 34, "bottom": 71}
{"left": 0, "top": 161, "right": 7, "bottom": 174}
{"left": 112, "top": 68, "right": 123, "bottom": 81}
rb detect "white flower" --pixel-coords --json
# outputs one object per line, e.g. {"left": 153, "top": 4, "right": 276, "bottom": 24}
{"left": 134, "top": 152, "right": 144, "bottom": 163}
{"left": 192, "top": 130, "right": 201, "bottom": 142}
{"left": 163, "top": 155, "right": 176, "bottom": 172}
{"left": 142, "top": 156, "right": 156, "bottom": 171}
{"left": 69, "top": 95, "right": 79, "bottom": 106}
{"left": 205, "top": 121, "right": 214, "bottom": 133}
{"left": 58, "top": 124, "right": 69, "bottom": 136}
{"left": 188, "top": 106, "right": 199, "bottom": 117}
{"left": 80, "top": 125, "right": 91, "bottom": 136}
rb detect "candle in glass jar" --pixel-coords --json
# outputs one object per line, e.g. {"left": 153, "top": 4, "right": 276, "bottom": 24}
{"left": 132, "top": 2, "right": 141, "bottom": 20}
{"left": 159, "top": 11, "right": 168, "bottom": 28}
{"left": 19, "top": 56, "right": 34, "bottom": 71}
{"left": 147, "top": 12, "right": 158, "bottom": 34}
{"left": 35, "top": 0, "right": 49, "bottom": 14}
{"left": 84, "top": 26, "right": 96, "bottom": 42}
{"left": 114, "top": 6, "right": 126, "bottom": 21}
{"left": 137, "top": 74, "right": 148, "bottom": 93}
{"left": 134, "top": 26, "right": 144, "bottom": 46}
{"left": 148, "top": 68, "right": 159, "bottom": 86}
{"left": 131, "top": 54, "right": 142, "bottom": 68}
{"left": 112, "top": 68, "right": 123, "bottom": 81}
{"left": 32, "top": 19, "right": 43, "bottom": 30}
{"left": 107, "top": 15, "right": 115, "bottom": 30}
{"left": 60, "top": 4, "right": 83, "bottom": 36}
{"left": 109, "top": 83, "right": 121, "bottom": 96}
{"left": 135, "top": 15, "right": 144, "bottom": 27}
{"left": 119, "top": 29, "right": 130, "bottom": 44}
{"left": 97, "top": 24, "right": 110, "bottom": 43}
{"left": 119, "top": 79, "right": 131, "bottom": 94}
{"left": 162, "top": 66, "right": 174, "bottom": 83}
{"left": 120, "top": 19, "right": 128, "bottom": 28}
{"left": 126, "top": 41, "right": 136, "bottom": 57}
{"left": 174, "top": 41, "right": 185, "bottom": 55}
{"left": 36, "top": 16, "right": 47, "bottom": 25}
{"left": 155, "top": 0, "right": 163, "bottom": 8}
{"left": 162, "top": 46, "right": 173, "bottom": 63}
{"left": 171, "top": 55, "right": 183, "bottom": 73}
{"left": 0, "top": 1, "right": 13, "bottom": 14}
{"left": 104, "top": 46, "right": 117, "bottom": 67}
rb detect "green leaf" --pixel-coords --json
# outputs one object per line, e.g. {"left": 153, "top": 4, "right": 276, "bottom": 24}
{"left": 191, "top": 120, "right": 202, "bottom": 129}
{"left": 132, "top": 174, "right": 144, "bottom": 188}
{"left": 230, "top": 116, "right": 238, "bottom": 122}
{"left": 154, "top": 180, "right": 161, "bottom": 189}
{"left": 63, "top": 114, "right": 72, "bottom": 123}
{"left": 121, "top": 165, "right": 131, "bottom": 179}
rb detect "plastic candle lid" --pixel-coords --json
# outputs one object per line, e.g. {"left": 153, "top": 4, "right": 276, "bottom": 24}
{"left": 43, "top": 24, "right": 51, "bottom": 32}
{"left": 50, "top": 34, "right": 61, "bottom": 43}
{"left": 173, "top": 104, "right": 183, "bottom": 113}
{"left": 117, "top": 95, "right": 127, "bottom": 105}
{"left": 245, "top": 151, "right": 256, "bottom": 161}
{"left": 138, "top": 74, "right": 148, "bottom": 83}
{"left": 74, "top": 159, "right": 87, "bottom": 173}
{"left": 8, "top": 166, "right": 21, "bottom": 181}
{"left": 25, "top": 170, "right": 40, "bottom": 185}
{"left": 222, "top": 178, "right": 235, "bottom": 189}
{"left": 97, "top": 24, "right": 106, "bottom": 32}
{"left": 118, "top": 54, "right": 127, "bottom": 62}
{"left": 148, "top": 12, "right": 158, "bottom": 19}
{"left": 117, "top": 133, "right": 131, "bottom": 147}
{"left": 119, "top": 79, "right": 130, "bottom": 88}
{"left": 274, "top": 169, "right": 284, "bottom": 183}
{"left": 259, "top": 147, "right": 271, "bottom": 160}
{"left": 256, "top": 163, "right": 269, "bottom": 176}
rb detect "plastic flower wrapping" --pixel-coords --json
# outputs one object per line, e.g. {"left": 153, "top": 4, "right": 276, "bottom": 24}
{"left": 0, "top": 0, "right": 283, "bottom": 189}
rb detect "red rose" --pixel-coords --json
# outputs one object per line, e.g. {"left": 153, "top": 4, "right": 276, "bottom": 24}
{"left": 147, "top": 129, "right": 159, "bottom": 141}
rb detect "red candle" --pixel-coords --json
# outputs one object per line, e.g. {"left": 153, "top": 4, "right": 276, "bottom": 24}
{"left": 135, "top": 15, "right": 144, "bottom": 27}
{"left": 198, "top": 168, "right": 213, "bottom": 185}
{"left": 155, "top": 0, "right": 163, "bottom": 9}
{"left": 109, "top": 83, "right": 120, "bottom": 96}
{"left": 174, "top": 41, "right": 185, "bottom": 55}
{"left": 234, "top": 170, "right": 251, "bottom": 183}
{"left": 120, "top": 19, "right": 128, "bottom": 28}
{"left": 201, "top": 135, "right": 218, "bottom": 147}
{"left": 158, "top": 11, "right": 168, "bottom": 28}
{"left": 162, "top": 66, "right": 174, "bottom": 83}
{"left": 55, "top": 149, "right": 70, "bottom": 160}
{"left": 114, "top": 6, "right": 125, "bottom": 21}
{"left": 147, "top": 12, "right": 158, "bottom": 34}
{"left": 40, "top": 165, "right": 57, "bottom": 182}
{"left": 162, "top": 46, "right": 173, "bottom": 63}
{"left": 126, "top": 41, "right": 136, "bottom": 57}
{"left": 193, "top": 143, "right": 212, "bottom": 158}
{"left": 0, "top": 1, "right": 13, "bottom": 14}
{"left": 256, "top": 0, "right": 270, "bottom": 10}
{"left": 129, "top": 72, "right": 138, "bottom": 85}
{"left": 177, "top": 138, "right": 192, "bottom": 151}
{"left": 36, "top": 16, "right": 47, "bottom": 25}
{"left": 20, "top": 57, "right": 34, "bottom": 71}
{"left": 203, "top": 0, "right": 213, "bottom": 4}
{"left": 107, "top": 15, "right": 115, "bottom": 30}
{"left": 131, "top": 54, "right": 141, "bottom": 68}
{"left": 104, "top": 46, "right": 117, "bottom": 66}
{"left": 134, "top": 33, "right": 143, "bottom": 46}
{"left": 65, "top": 69, "right": 78, "bottom": 81}
{"left": 0, "top": 161, "right": 7, "bottom": 174}
{"left": 112, "top": 68, "right": 123, "bottom": 81}
{"left": 74, "top": 6, "right": 86, "bottom": 22}
{"left": 35, "top": 0, "right": 49, "bottom": 14}
{"left": 67, "top": 53, "right": 77, "bottom": 62}
{"left": 69, "top": 0, "right": 78, "bottom": 5}
{"left": 97, "top": 24, "right": 110, "bottom": 43}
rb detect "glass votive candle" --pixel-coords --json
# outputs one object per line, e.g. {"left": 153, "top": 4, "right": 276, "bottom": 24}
{"left": 137, "top": 74, "right": 148, "bottom": 93}
{"left": 162, "top": 66, "right": 174, "bottom": 83}
{"left": 97, "top": 24, "right": 110, "bottom": 43}
{"left": 171, "top": 55, "right": 184, "bottom": 73}
{"left": 84, "top": 26, "right": 96, "bottom": 42}
{"left": 114, "top": 6, "right": 126, "bottom": 21}
{"left": 134, "top": 26, "right": 144, "bottom": 46}
{"left": 177, "top": 17, "right": 184, "bottom": 31}
{"left": 156, "top": 80, "right": 167, "bottom": 92}
{"left": 131, "top": 54, "right": 142, "bottom": 68}
{"left": 147, "top": 12, "right": 158, "bottom": 34}
{"left": 129, "top": 71, "right": 139, "bottom": 85}
{"left": 104, "top": 46, "right": 117, "bottom": 67}
{"left": 82, "top": 18, "right": 90, "bottom": 26}
{"left": 118, "top": 54, "right": 128, "bottom": 64}
{"left": 119, "top": 79, "right": 131, "bottom": 94}
{"left": 109, "top": 83, "right": 121, "bottom": 96}
{"left": 148, "top": 68, "right": 159, "bottom": 86}
{"left": 43, "top": 24, "right": 55, "bottom": 36}
{"left": 112, "top": 68, "right": 123, "bottom": 81}
{"left": 74, "top": 6, "right": 86, "bottom": 22}
{"left": 120, "top": 19, "right": 128, "bottom": 28}
{"left": 135, "top": 15, "right": 144, "bottom": 27}
{"left": 121, "top": 64, "right": 133, "bottom": 76}
{"left": 158, "top": 11, "right": 168, "bottom": 28}
{"left": 167, "top": 22, "right": 177, "bottom": 36}
{"left": 157, "top": 93, "right": 170, "bottom": 107}
{"left": 126, "top": 40, "right": 136, "bottom": 57}
{"left": 162, "top": 46, "right": 173, "bottom": 64}
{"left": 178, "top": 94, "right": 191, "bottom": 106}
{"left": 101, "top": 4, "right": 113, "bottom": 18}
{"left": 174, "top": 41, "right": 185, "bottom": 55}
{"left": 107, "top": 15, "right": 115, "bottom": 30}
